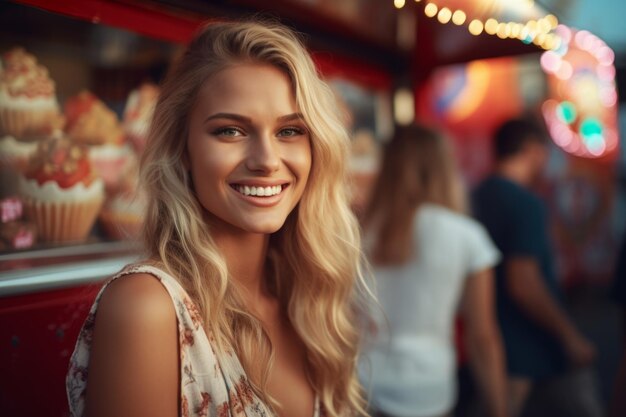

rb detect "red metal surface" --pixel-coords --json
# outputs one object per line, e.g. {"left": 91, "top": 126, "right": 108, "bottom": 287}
{"left": 230, "top": 0, "right": 396, "bottom": 50}
{"left": 12, "top": 0, "right": 206, "bottom": 43}
{"left": 313, "top": 52, "right": 391, "bottom": 91}
{"left": 0, "top": 283, "right": 102, "bottom": 417}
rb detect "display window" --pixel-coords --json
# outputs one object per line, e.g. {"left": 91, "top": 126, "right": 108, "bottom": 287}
{"left": 0, "top": 2, "right": 182, "bottom": 263}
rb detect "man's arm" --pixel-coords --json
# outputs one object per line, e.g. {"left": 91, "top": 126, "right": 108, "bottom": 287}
{"left": 506, "top": 256, "right": 595, "bottom": 366}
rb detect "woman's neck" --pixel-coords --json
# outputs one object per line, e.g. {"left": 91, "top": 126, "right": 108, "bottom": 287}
{"left": 212, "top": 226, "right": 272, "bottom": 305}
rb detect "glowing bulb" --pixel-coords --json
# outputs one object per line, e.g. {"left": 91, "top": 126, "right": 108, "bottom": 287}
{"left": 597, "top": 46, "right": 615, "bottom": 65}
{"left": 538, "top": 18, "right": 551, "bottom": 33}
{"left": 520, "top": 26, "right": 530, "bottom": 39}
{"left": 468, "top": 19, "right": 484, "bottom": 35}
{"left": 597, "top": 64, "right": 616, "bottom": 82}
{"left": 533, "top": 33, "right": 546, "bottom": 45}
{"left": 485, "top": 18, "right": 498, "bottom": 35}
{"left": 556, "top": 25, "right": 572, "bottom": 45}
{"left": 394, "top": 88, "right": 415, "bottom": 125}
{"left": 575, "top": 30, "right": 590, "bottom": 49}
{"left": 580, "top": 117, "right": 603, "bottom": 137}
{"left": 553, "top": 37, "right": 564, "bottom": 54}
{"left": 540, "top": 51, "right": 561, "bottom": 73}
{"left": 556, "top": 101, "right": 577, "bottom": 124}
{"left": 394, "top": 0, "right": 406, "bottom": 8}
{"left": 452, "top": 10, "right": 466, "bottom": 25}
{"left": 511, "top": 23, "right": 522, "bottom": 38}
{"left": 496, "top": 23, "right": 508, "bottom": 39}
{"left": 584, "top": 133, "right": 606, "bottom": 156}
{"left": 438, "top": 7, "right": 452, "bottom": 24}
{"left": 545, "top": 14, "right": 558, "bottom": 29}
{"left": 543, "top": 34, "right": 556, "bottom": 50}
{"left": 424, "top": 3, "right": 438, "bottom": 17}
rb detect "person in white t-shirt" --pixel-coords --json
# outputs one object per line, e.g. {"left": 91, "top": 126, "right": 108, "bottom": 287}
{"left": 360, "top": 124, "right": 509, "bottom": 417}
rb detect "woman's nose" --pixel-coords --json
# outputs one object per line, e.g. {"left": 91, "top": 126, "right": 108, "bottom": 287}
{"left": 245, "top": 132, "right": 280, "bottom": 173}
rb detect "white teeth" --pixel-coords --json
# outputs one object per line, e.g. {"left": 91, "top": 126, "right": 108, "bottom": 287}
{"left": 235, "top": 184, "right": 283, "bottom": 197}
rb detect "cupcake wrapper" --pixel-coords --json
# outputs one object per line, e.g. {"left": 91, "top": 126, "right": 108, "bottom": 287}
{"left": 0, "top": 107, "right": 62, "bottom": 139}
{"left": 21, "top": 195, "right": 104, "bottom": 242}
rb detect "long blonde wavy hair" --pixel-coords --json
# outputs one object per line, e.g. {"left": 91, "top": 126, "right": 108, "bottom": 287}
{"left": 140, "top": 20, "right": 367, "bottom": 416}
{"left": 363, "top": 124, "right": 467, "bottom": 265}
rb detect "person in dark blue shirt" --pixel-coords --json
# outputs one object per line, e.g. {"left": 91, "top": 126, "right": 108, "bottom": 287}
{"left": 473, "top": 119, "right": 597, "bottom": 417}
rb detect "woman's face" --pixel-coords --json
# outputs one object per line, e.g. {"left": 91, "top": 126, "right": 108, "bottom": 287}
{"left": 187, "top": 63, "right": 312, "bottom": 234}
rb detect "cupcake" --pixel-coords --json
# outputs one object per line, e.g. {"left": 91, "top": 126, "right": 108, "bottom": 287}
{"left": 18, "top": 137, "right": 104, "bottom": 242}
{"left": 99, "top": 159, "right": 144, "bottom": 240}
{"left": 65, "top": 91, "right": 132, "bottom": 191}
{"left": 0, "top": 135, "right": 39, "bottom": 172}
{"left": 0, "top": 47, "right": 64, "bottom": 138}
{"left": 0, "top": 48, "right": 64, "bottom": 170}
{"left": 123, "top": 83, "right": 159, "bottom": 154}
{"left": 99, "top": 191, "right": 145, "bottom": 240}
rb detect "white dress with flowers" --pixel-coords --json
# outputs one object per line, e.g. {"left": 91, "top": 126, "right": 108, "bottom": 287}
{"left": 66, "top": 263, "right": 322, "bottom": 417}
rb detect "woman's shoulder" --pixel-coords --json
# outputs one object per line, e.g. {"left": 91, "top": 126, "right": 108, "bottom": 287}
{"left": 97, "top": 271, "right": 176, "bottom": 327}
{"left": 419, "top": 203, "right": 472, "bottom": 227}
{"left": 70, "top": 271, "right": 180, "bottom": 417}
{"left": 419, "top": 203, "right": 489, "bottom": 239}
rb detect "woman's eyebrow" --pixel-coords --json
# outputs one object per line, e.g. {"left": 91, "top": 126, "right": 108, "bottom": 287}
{"left": 204, "top": 112, "right": 304, "bottom": 125}
{"left": 204, "top": 113, "right": 252, "bottom": 124}
{"left": 276, "top": 113, "right": 304, "bottom": 123}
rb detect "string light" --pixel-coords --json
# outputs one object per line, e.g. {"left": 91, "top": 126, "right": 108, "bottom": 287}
{"left": 424, "top": 3, "right": 438, "bottom": 17}
{"left": 452, "top": 10, "right": 466, "bottom": 25}
{"left": 468, "top": 19, "right": 484, "bottom": 35}
{"left": 496, "top": 24, "right": 506, "bottom": 39}
{"left": 485, "top": 18, "right": 498, "bottom": 35}
{"left": 401, "top": 0, "right": 561, "bottom": 51}
{"left": 437, "top": 7, "right": 452, "bottom": 24}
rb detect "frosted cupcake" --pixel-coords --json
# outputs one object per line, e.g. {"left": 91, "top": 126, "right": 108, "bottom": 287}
{"left": 99, "top": 191, "right": 145, "bottom": 240}
{"left": 99, "top": 158, "right": 144, "bottom": 240}
{"left": 0, "top": 47, "right": 63, "bottom": 138}
{"left": 65, "top": 91, "right": 132, "bottom": 192}
{"left": 18, "top": 137, "right": 104, "bottom": 242}
{"left": 123, "top": 83, "right": 159, "bottom": 154}
{"left": 0, "top": 135, "right": 39, "bottom": 172}
{"left": 0, "top": 48, "right": 64, "bottom": 169}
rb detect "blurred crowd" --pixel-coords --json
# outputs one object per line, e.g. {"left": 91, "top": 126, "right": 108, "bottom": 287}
{"left": 356, "top": 118, "right": 625, "bottom": 417}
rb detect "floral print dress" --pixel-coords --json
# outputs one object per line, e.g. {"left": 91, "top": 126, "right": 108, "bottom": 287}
{"left": 66, "top": 264, "right": 321, "bottom": 417}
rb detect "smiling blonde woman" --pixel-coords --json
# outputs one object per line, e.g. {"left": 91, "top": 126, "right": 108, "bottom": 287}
{"left": 66, "top": 21, "right": 368, "bottom": 417}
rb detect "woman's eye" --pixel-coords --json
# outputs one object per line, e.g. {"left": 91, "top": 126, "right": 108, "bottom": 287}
{"left": 278, "top": 127, "right": 305, "bottom": 138}
{"left": 213, "top": 127, "right": 243, "bottom": 137}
